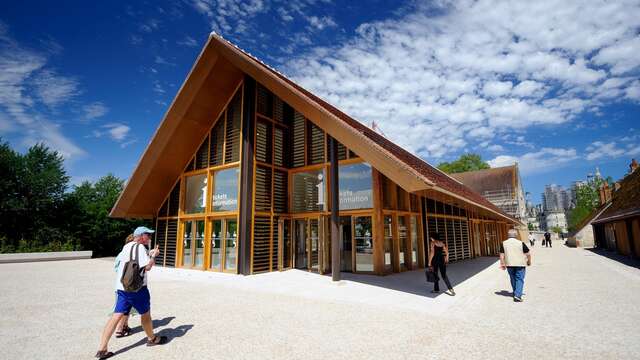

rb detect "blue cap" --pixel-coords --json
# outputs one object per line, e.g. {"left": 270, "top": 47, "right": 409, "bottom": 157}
{"left": 133, "top": 226, "right": 155, "bottom": 237}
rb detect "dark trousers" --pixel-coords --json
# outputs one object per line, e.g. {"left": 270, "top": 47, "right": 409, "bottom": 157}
{"left": 433, "top": 261, "right": 452, "bottom": 291}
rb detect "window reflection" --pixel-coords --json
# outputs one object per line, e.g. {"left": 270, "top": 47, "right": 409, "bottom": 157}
{"left": 411, "top": 216, "right": 418, "bottom": 264}
{"left": 182, "top": 221, "right": 193, "bottom": 267}
{"left": 398, "top": 216, "right": 407, "bottom": 268}
{"left": 292, "top": 170, "right": 326, "bottom": 212}
{"left": 210, "top": 220, "right": 222, "bottom": 270}
{"left": 225, "top": 219, "right": 237, "bottom": 271}
{"left": 338, "top": 163, "right": 372, "bottom": 210}
{"left": 185, "top": 174, "right": 207, "bottom": 214}
{"left": 212, "top": 167, "right": 239, "bottom": 212}
{"left": 355, "top": 216, "right": 373, "bottom": 272}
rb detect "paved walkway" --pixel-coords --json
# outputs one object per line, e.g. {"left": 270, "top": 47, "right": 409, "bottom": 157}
{"left": 1, "top": 240, "right": 639, "bottom": 359}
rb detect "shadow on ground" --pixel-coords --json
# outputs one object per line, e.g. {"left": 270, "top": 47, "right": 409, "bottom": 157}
{"left": 333, "top": 256, "right": 498, "bottom": 298}
{"left": 585, "top": 248, "right": 640, "bottom": 269}
{"left": 128, "top": 316, "right": 175, "bottom": 335}
{"left": 113, "top": 323, "right": 194, "bottom": 356}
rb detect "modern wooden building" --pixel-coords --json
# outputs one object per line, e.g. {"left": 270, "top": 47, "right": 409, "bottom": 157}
{"left": 110, "top": 33, "right": 520, "bottom": 276}
{"left": 592, "top": 160, "right": 640, "bottom": 258}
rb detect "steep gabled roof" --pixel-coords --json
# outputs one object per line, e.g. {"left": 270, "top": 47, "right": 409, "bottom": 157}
{"left": 450, "top": 165, "right": 517, "bottom": 197}
{"left": 592, "top": 168, "right": 640, "bottom": 224}
{"left": 110, "top": 33, "right": 519, "bottom": 224}
{"left": 568, "top": 202, "right": 611, "bottom": 237}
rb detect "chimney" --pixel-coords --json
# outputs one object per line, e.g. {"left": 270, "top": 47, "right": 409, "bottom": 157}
{"left": 631, "top": 159, "right": 639, "bottom": 173}
{"left": 599, "top": 182, "right": 612, "bottom": 204}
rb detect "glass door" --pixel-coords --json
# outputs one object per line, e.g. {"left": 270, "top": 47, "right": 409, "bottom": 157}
{"left": 181, "top": 219, "right": 205, "bottom": 268}
{"left": 309, "top": 218, "right": 319, "bottom": 271}
{"left": 294, "top": 219, "right": 307, "bottom": 270}
{"left": 208, "top": 217, "right": 237, "bottom": 272}
{"left": 398, "top": 215, "right": 408, "bottom": 270}
{"left": 340, "top": 216, "right": 353, "bottom": 272}
{"left": 354, "top": 216, "right": 373, "bottom": 272}
{"left": 384, "top": 215, "right": 393, "bottom": 272}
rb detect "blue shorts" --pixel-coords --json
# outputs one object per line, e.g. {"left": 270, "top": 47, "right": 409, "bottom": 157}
{"left": 114, "top": 286, "right": 150, "bottom": 315}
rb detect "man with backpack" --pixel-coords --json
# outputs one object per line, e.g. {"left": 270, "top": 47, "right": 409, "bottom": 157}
{"left": 95, "top": 226, "right": 167, "bottom": 359}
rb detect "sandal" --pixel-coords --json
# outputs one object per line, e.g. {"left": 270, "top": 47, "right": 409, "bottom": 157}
{"left": 95, "top": 350, "right": 114, "bottom": 359}
{"left": 115, "top": 325, "right": 131, "bottom": 338}
{"left": 146, "top": 335, "right": 168, "bottom": 346}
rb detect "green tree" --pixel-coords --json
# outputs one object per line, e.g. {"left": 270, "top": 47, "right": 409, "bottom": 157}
{"left": 567, "top": 176, "right": 613, "bottom": 232}
{"left": 0, "top": 142, "right": 70, "bottom": 250}
{"left": 67, "top": 174, "right": 143, "bottom": 257}
{"left": 437, "top": 153, "right": 490, "bottom": 174}
{"left": 550, "top": 226, "right": 562, "bottom": 235}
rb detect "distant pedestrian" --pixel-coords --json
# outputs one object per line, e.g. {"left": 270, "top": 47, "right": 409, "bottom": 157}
{"left": 427, "top": 233, "right": 455, "bottom": 296}
{"left": 544, "top": 231, "right": 552, "bottom": 248}
{"left": 500, "top": 229, "right": 532, "bottom": 302}
{"left": 95, "top": 226, "right": 167, "bottom": 359}
{"left": 528, "top": 232, "right": 535, "bottom": 247}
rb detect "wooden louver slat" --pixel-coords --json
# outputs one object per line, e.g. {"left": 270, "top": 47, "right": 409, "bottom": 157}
{"left": 195, "top": 136, "right": 209, "bottom": 170}
{"left": 210, "top": 115, "right": 224, "bottom": 166}
{"left": 272, "top": 219, "right": 279, "bottom": 270}
{"left": 252, "top": 217, "right": 271, "bottom": 273}
{"left": 307, "top": 121, "right": 324, "bottom": 165}
{"left": 168, "top": 180, "right": 181, "bottom": 217}
{"left": 255, "top": 166, "right": 272, "bottom": 212}
{"left": 155, "top": 219, "right": 167, "bottom": 266}
{"left": 158, "top": 199, "right": 168, "bottom": 218}
{"left": 273, "top": 170, "right": 287, "bottom": 213}
{"left": 256, "top": 84, "right": 272, "bottom": 118}
{"left": 255, "top": 121, "right": 271, "bottom": 164}
{"left": 225, "top": 92, "right": 242, "bottom": 163}
{"left": 165, "top": 219, "right": 178, "bottom": 267}
{"left": 273, "top": 127, "right": 286, "bottom": 167}
{"left": 291, "top": 112, "right": 305, "bottom": 168}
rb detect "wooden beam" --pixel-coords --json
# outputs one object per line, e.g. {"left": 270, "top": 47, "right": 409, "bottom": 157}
{"left": 372, "top": 169, "right": 385, "bottom": 275}
{"left": 238, "top": 77, "right": 256, "bottom": 275}
{"left": 329, "top": 136, "right": 340, "bottom": 281}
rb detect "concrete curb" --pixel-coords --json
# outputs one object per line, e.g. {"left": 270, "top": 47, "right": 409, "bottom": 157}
{"left": 0, "top": 251, "right": 92, "bottom": 263}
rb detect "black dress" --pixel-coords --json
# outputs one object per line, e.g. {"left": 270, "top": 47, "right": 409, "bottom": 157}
{"left": 432, "top": 243, "right": 453, "bottom": 292}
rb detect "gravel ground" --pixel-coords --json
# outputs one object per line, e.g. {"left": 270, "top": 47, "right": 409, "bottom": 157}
{"left": 1, "top": 241, "right": 639, "bottom": 360}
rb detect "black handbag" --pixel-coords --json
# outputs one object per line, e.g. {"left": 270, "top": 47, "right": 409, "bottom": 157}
{"left": 425, "top": 267, "right": 438, "bottom": 283}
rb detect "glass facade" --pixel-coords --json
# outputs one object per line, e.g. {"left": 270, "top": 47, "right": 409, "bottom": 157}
{"left": 354, "top": 216, "right": 373, "bottom": 272}
{"left": 184, "top": 174, "right": 207, "bottom": 214}
{"left": 339, "top": 163, "right": 372, "bottom": 210}
{"left": 210, "top": 219, "right": 222, "bottom": 269}
{"left": 225, "top": 219, "right": 238, "bottom": 271}
{"left": 292, "top": 169, "right": 326, "bottom": 213}
{"left": 212, "top": 167, "right": 239, "bottom": 212}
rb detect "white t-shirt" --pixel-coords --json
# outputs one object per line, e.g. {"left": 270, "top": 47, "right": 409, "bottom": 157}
{"left": 114, "top": 242, "right": 151, "bottom": 291}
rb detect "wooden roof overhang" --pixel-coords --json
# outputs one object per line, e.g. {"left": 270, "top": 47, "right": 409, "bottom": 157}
{"left": 111, "top": 33, "right": 520, "bottom": 226}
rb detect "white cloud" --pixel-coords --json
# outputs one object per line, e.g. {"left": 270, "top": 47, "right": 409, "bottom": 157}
{"left": 177, "top": 36, "right": 199, "bottom": 47}
{"left": 306, "top": 15, "right": 337, "bottom": 31}
{"left": 154, "top": 56, "right": 175, "bottom": 66}
{"left": 0, "top": 23, "right": 85, "bottom": 160}
{"left": 282, "top": 0, "right": 640, "bottom": 160}
{"left": 92, "top": 123, "right": 131, "bottom": 143}
{"left": 32, "top": 69, "right": 80, "bottom": 107}
{"left": 82, "top": 102, "right": 108, "bottom": 121}
{"left": 586, "top": 141, "right": 636, "bottom": 161}
{"left": 488, "top": 148, "right": 579, "bottom": 175}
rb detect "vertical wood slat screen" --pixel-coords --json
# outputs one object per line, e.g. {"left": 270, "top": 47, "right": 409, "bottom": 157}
{"left": 445, "top": 219, "right": 456, "bottom": 260}
{"left": 461, "top": 220, "right": 471, "bottom": 259}
{"left": 255, "top": 121, "right": 271, "bottom": 164}
{"left": 255, "top": 166, "right": 272, "bottom": 212}
{"left": 273, "top": 127, "right": 286, "bottom": 167}
{"left": 292, "top": 112, "right": 305, "bottom": 167}
{"left": 273, "top": 96, "right": 284, "bottom": 123}
{"left": 272, "top": 219, "right": 279, "bottom": 270}
{"left": 210, "top": 115, "right": 224, "bottom": 166}
{"left": 225, "top": 92, "right": 242, "bottom": 163}
{"left": 165, "top": 219, "right": 178, "bottom": 267}
{"left": 168, "top": 180, "right": 181, "bottom": 217}
{"left": 310, "top": 218, "right": 319, "bottom": 267}
{"left": 427, "top": 216, "right": 437, "bottom": 242}
{"left": 454, "top": 220, "right": 463, "bottom": 261}
{"left": 155, "top": 219, "right": 167, "bottom": 266}
{"left": 273, "top": 170, "right": 287, "bottom": 213}
{"left": 195, "top": 136, "right": 209, "bottom": 170}
{"left": 186, "top": 157, "right": 195, "bottom": 172}
{"left": 307, "top": 121, "right": 325, "bottom": 165}
{"left": 158, "top": 199, "right": 168, "bottom": 217}
{"left": 252, "top": 217, "right": 271, "bottom": 273}
{"left": 256, "top": 84, "right": 272, "bottom": 118}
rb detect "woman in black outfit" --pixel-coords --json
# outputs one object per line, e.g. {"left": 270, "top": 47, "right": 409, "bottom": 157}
{"left": 427, "top": 233, "right": 455, "bottom": 295}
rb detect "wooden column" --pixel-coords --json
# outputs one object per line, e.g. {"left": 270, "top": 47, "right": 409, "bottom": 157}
{"left": 328, "top": 136, "right": 340, "bottom": 281}
{"left": 372, "top": 169, "right": 385, "bottom": 275}
{"left": 238, "top": 77, "right": 255, "bottom": 275}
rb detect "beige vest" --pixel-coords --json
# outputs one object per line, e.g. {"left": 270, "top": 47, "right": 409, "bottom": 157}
{"left": 503, "top": 238, "right": 527, "bottom": 267}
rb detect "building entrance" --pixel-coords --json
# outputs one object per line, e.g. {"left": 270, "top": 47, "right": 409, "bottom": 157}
{"left": 293, "top": 218, "right": 320, "bottom": 271}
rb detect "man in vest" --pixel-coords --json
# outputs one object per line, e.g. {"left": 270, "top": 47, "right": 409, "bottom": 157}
{"left": 499, "top": 229, "right": 532, "bottom": 302}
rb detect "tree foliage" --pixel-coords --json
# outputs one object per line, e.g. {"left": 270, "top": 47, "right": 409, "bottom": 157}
{"left": 437, "top": 153, "right": 491, "bottom": 174}
{"left": 567, "top": 176, "right": 613, "bottom": 232}
{"left": 0, "top": 140, "right": 146, "bottom": 256}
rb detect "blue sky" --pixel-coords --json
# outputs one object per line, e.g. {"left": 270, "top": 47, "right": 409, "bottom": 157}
{"left": 1, "top": 0, "right": 639, "bottom": 205}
